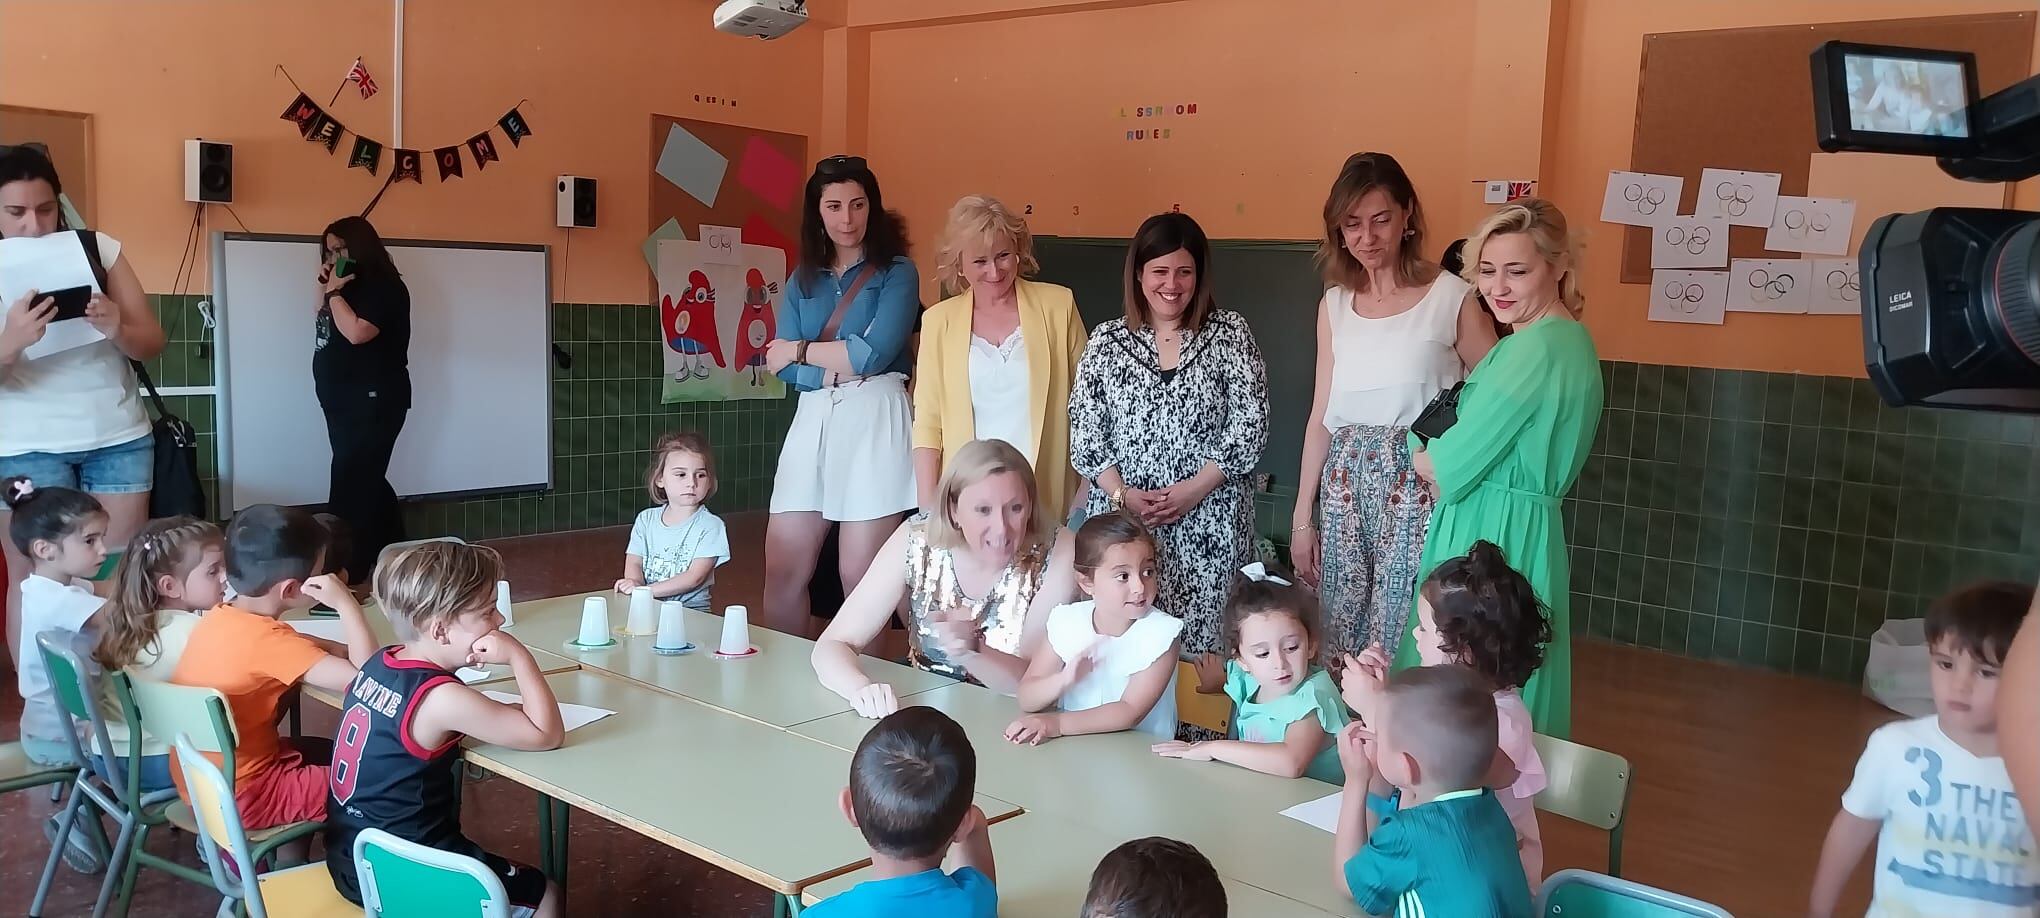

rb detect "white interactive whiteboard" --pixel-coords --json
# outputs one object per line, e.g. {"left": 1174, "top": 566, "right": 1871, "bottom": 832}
{"left": 212, "top": 233, "right": 552, "bottom": 512}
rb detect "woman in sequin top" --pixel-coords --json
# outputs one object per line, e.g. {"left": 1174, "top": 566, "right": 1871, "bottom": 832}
{"left": 812, "top": 439, "right": 1078, "bottom": 718}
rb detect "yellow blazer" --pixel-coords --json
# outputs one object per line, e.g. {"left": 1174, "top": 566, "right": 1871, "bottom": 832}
{"left": 912, "top": 279, "right": 1088, "bottom": 515}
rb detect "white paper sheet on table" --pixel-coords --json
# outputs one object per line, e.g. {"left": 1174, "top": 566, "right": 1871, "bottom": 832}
{"left": 1599, "top": 171, "right": 1683, "bottom": 226}
{"left": 0, "top": 231, "right": 107, "bottom": 360}
{"left": 286, "top": 619, "right": 348, "bottom": 642}
{"left": 1650, "top": 215, "right": 1730, "bottom": 269}
{"left": 1809, "top": 258, "right": 1863, "bottom": 315}
{"left": 1764, "top": 196, "right": 1856, "bottom": 255}
{"left": 482, "top": 690, "right": 616, "bottom": 732}
{"left": 1726, "top": 258, "right": 1811, "bottom": 314}
{"left": 1279, "top": 790, "right": 1344, "bottom": 834}
{"left": 1648, "top": 270, "right": 1729, "bottom": 325}
{"left": 1695, "top": 168, "right": 1782, "bottom": 227}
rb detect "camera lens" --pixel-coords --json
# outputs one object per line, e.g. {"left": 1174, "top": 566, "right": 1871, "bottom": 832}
{"left": 1986, "top": 220, "right": 2040, "bottom": 366}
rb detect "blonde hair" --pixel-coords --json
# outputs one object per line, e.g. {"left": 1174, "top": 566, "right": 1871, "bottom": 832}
{"left": 936, "top": 195, "right": 1038, "bottom": 296}
{"left": 927, "top": 439, "right": 1054, "bottom": 552}
{"left": 1461, "top": 198, "right": 1585, "bottom": 316}
{"left": 374, "top": 541, "right": 504, "bottom": 634}
{"left": 96, "top": 516, "right": 223, "bottom": 670}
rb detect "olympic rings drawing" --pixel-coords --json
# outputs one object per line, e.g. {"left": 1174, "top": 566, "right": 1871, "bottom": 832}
{"left": 1662, "top": 280, "right": 1707, "bottom": 312}
{"left": 1662, "top": 224, "right": 1713, "bottom": 254}
{"left": 1714, "top": 181, "right": 1755, "bottom": 218}
{"left": 1826, "top": 269, "right": 1860, "bottom": 298}
{"left": 1781, "top": 209, "right": 1833, "bottom": 238}
{"left": 1624, "top": 182, "right": 1667, "bottom": 216}
{"left": 1747, "top": 268, "right": 1797, "bottom": 301}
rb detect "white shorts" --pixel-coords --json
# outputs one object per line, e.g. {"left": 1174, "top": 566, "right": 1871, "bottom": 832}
{"left": 770, "top": 374, "right": 917, "bottom": 522}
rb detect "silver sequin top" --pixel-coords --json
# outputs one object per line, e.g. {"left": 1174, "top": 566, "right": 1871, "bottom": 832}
{"left": 903, "top": 516, "right": 1050, "bottom": 681}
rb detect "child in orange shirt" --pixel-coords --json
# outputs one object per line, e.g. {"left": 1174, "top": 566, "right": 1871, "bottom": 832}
{"left": 168, "top": 505, "right": 375, "bottom": 832}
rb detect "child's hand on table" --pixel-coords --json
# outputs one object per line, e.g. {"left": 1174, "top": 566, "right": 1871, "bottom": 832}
{"left": 1003, "top": 713, "right": 1062, "bottom": 746}
{"left": 848, "top": 682, "right": 899, "bottom": 719}
{"left": 613, "top": 577, "right": 643, "bottom": 594}
{"left": 1151, "top": 740, "right": 1216, "bottom": 761}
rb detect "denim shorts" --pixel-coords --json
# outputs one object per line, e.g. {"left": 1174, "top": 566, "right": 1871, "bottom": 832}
{"left": 0, "top": 434, "right": 153, "bottom": 495}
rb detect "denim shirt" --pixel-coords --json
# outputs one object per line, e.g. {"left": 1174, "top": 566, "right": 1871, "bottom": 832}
{"left": 775, "top": 256, "right": 919, "bottom": 392}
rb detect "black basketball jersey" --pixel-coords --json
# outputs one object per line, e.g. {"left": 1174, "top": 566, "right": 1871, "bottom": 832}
{"left": 323, "top": 648, "right": 465, "bottom": 903}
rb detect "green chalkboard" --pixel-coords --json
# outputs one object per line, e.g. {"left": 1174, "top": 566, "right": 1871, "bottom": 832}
{"left": 1033, "top": 236, "right": 1324, "bottom": 490}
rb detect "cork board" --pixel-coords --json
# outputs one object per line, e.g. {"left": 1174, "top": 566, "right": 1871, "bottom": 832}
{"left": 1618, "top": 13, "right": 2032, "bottom": 283}
{"left": 0, "top": 105, "right": 94, "bottom": 226}
{"left": 646, "top": 115, "right": 806, "bottom": 302}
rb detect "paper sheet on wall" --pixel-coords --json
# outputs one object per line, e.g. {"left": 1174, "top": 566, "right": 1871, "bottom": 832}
{"left": 1764, "top": 196, "right": 1856, "bottom": 256}
{"left": 0, "top": 231, "right": 107, "bottom": 360}
{"left": 1599, "top": 171, "right": 1682, "bottom": 226}
{"left": 481, "top": 690, "right": 616, "bottom": 733}
{"left": 1278, "top": 790, "right": 1343, "bottom": 834}
{"left": 1695, "top": 169, "right": 1782, "bottom": 227}
{"left": 1648, "top": 269, "right": 1729, "bottom": 325}
{"left": 1726, "top": 258, "right": 1811, "bottom": 314}
{"left": 657, "top": 238, "right": 788, "bottom": 402}
{"left": 699, "top": 225, "right": 742, "bottom": 264}
{"left": 1649, "top": 215, "right": 1729, "bottom": 269}
{"left": 1809, "top": 258, "right": 1863, "bottom": 315}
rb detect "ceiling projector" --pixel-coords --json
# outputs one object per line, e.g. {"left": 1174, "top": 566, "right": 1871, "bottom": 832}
{"left": 714, "top": 0, "right": 807, "bottom": 39}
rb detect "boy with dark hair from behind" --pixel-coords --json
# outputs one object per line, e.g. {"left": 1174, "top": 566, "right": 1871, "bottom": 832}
{"left": 1809, "top": 580, "right": 2037, "bottom": 916}
{"left": 1333, "top": 664, "right": 1531, "bottom": 917}
{"left": 811, "top": 706, "right": 996, "bottom": 917}
{"left": 167, "top": 504, "right": 377, "bottom": 835}
{"left": 1083, "top": 836, "right": 1227, "bottom": 918}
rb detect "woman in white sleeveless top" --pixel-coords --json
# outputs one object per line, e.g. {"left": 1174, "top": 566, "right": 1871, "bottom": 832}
{"left": 1292, "top": 153, "right": 1496, "bottom": 659}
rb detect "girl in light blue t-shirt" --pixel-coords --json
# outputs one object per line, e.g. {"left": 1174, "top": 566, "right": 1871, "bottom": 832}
{"left": 614, "top": 432, "right": 730, "bottom": 611}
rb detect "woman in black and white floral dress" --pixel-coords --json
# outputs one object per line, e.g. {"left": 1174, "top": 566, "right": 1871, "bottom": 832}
{"left": 1070, "top": 212, "right": 1269, "bottom": 663}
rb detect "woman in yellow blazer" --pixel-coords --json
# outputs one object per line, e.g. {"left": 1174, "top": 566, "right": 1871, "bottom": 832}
{"left": 913, "top": 194, "right": 1088, "bottom": 520}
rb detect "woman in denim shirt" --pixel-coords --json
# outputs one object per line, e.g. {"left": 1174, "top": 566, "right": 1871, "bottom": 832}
{"left": 761, "top": 155, "right": 920, "bottom": 637}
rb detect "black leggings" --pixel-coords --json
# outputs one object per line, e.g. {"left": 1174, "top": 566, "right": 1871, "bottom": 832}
{"left": 320, "top": 387, "right": 407, "bottom": 582}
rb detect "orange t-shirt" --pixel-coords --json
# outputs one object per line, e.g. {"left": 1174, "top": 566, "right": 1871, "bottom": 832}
{"left": 168, "top": 604, "right": 331, "bottom": 790}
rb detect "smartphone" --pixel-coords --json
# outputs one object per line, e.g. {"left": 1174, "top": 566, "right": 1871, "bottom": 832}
{"left": 332, "top": 255, "right": 356, "bottom": 278}
{"left": 43, "top": 285, "right": 92, "bottom": 321}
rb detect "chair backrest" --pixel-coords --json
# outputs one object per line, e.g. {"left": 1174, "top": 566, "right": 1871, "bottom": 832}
{"left": 354, "top": 827, "right": 510, "bottom": 918}
{"left": 1174, "top": 660, "right": 1231, "bottom": 736}
{"left": 1532, "top": 733, "right": 1631, "bottom": 831}
{"left": 128, "top": 678, "right": 238, "bottom": 775}
{"left": 1537, "top": 869, "right": 1732, "bottom": 917}
{"left": 34, "top": 631, "right": 120, "bottom": 784}
{"left": 170, "top": 733, "right": 269, "bottom": 915}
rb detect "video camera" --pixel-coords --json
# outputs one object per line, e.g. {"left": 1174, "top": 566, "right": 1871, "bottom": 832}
{"left": 1811, "top": 41, "right": 2040, "bottom": 413}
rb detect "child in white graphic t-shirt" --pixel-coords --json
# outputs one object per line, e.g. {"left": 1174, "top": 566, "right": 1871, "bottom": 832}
{"left": 1810, "top": 580, "right": 2039, "bottom": 917}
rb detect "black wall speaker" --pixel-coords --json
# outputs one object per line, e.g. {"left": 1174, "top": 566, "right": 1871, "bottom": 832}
{"left": 183, "top": 139, "right": 233, "bottom": 203}
{"left": 556, "top": 175, "right": 596, "bottom": 228}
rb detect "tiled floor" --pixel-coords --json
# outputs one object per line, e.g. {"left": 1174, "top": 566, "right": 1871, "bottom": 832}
{"left": 5, "top": 512, "right": 1883, "bottom": 916}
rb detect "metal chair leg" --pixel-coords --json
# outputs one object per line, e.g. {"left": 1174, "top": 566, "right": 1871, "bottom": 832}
{"left": 92, "top": 811, "right": 139, "bottom": 918}
{"left": 30, "top": 775, "right": 89, "bottom": 917}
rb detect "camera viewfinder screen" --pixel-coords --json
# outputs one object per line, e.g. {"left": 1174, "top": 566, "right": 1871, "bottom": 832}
{"left": 1844, "top": 54, "right": 1970, "bottom": 138}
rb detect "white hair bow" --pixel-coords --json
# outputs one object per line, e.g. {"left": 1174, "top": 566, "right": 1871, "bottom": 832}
{"left": 7, "top": 478, "right": 32, "bottom": 500}
{"left": 1240, "top": 562, "right": 1290, "bottom": 587}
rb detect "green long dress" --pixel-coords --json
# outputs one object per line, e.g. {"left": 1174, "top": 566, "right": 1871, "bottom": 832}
{"left": 1397, "top": 315, "right": 1603, "bottom": 739}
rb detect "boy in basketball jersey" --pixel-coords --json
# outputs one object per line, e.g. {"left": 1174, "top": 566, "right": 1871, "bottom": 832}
{"left": 323, "top": 542, "right": 565, "bottom": 916}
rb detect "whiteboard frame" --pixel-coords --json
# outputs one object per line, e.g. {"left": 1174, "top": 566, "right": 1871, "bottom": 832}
{"left": 210, "top": 231, "right": 554, "bottom": 511}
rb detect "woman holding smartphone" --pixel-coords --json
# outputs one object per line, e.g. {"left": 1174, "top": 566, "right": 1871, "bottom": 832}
{"left": 315, "top": 216, "right": 411, "bottom": 583}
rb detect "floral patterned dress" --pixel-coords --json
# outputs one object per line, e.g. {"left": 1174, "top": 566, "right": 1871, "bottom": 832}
{"left": 1069, "top": 310, "right": 1269, "bottom": 658}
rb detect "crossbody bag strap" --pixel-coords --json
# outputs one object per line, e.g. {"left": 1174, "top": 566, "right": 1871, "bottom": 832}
{"left": 818, "top": 262, "right": 880, "bottom": 341}
{"left": 73, "top": 228, "right": 172, "bottom": 419}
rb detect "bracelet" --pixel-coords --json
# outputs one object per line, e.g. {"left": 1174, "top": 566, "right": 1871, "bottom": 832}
{"left": 1291, "top": 522, "right": 1314, "bottom": 531}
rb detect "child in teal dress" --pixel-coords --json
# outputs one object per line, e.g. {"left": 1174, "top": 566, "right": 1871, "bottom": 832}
{"left": 1152, "top": 563, "right": 1349, "bottom": 782}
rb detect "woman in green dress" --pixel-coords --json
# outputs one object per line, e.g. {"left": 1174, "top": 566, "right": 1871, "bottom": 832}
{"left": 1401, "top": 199, "right": 1603, "bottom": 739}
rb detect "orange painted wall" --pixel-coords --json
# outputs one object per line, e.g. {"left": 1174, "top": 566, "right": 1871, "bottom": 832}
{"left": 0, "top": 0, "right": 830, "bottom": 304}
{"left": 1547, "top": 0, "right": 2040, "bottom": 377}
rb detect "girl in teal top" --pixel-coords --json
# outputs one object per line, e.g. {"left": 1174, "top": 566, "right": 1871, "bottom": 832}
{"left": 1153, "top": 563, "right": 1350, "bottom": 783}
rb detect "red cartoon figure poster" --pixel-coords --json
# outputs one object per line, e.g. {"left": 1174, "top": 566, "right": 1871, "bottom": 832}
{"left": 656, "top": 235, "right": 786, "bottom": 402}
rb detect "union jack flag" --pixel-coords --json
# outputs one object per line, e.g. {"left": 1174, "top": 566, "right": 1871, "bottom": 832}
{"left": 345, "top": 58, "right": 378, "bottom": 100}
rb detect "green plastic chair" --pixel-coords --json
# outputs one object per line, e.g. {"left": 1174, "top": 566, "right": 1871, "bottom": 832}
{"left": 354, "top": 827, "right": 513, "bottom": 917}
{"left": 1531, "top": 733, "right": 1634, "bottom": 877}
{"left": 103, "top": 671, "right": 218, "bottom": 915}
{"left": 168, "top": 734, "right": 358, "bottom": 918}
{"left": 126, "top": 677, "right": 326, "bottom": 905}
{"left": 30, "top": 633, "right": 210, "bottom": 918}
{"left": 1537, "top": 869, "right": 1731, "bottom": 916}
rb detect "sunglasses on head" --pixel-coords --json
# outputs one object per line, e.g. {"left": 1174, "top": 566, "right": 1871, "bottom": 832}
{"left": 815, "top": 155, "right": 867, "bottom": 177}
{"left": 0, "top": 142, "right": 52, "bottom": 161}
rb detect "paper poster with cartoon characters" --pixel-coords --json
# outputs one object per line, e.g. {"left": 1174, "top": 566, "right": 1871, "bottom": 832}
{"left": 656, "top": 237, "right": 785, "bottom": 402}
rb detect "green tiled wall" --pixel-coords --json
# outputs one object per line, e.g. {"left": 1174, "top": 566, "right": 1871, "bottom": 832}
{"left": 1570, "top": 361, "right": 2040, "bottom": 682}
{"left": 142, "top": 295, "right": 793, "bottom": 540}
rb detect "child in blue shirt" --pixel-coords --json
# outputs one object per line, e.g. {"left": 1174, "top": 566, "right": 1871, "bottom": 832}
{"left": 811, "top": 707, "right": 996, "bottom": 917}
{"left": 614, "top": 432, "right": 729, "bottom": 610}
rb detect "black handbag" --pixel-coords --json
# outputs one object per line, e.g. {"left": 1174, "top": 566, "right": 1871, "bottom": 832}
{"left": 1410, "top": 381, "right": 1465, "bottom": 444}
{"left": 74, "top": 229, "right": 209, "bottom": 519}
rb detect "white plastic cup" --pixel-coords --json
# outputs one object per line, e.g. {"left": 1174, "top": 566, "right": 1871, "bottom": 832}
{"left": 626, "top": 586, "right": 657, "bottom": 635}
{"left": 576, "top": 595, "right": 611, "bottom": 646}
{"left": 654, "top": 600, "right": 689, "bottom": 651}
{"left": 496, "top": 580, "right": 515, "bottom": 626}
{"left": 719, "top": 604, "right": 752, "bottom": 656}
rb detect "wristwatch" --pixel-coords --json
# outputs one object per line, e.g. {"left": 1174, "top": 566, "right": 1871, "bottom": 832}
{"left": 1109, "top": 486, "right": 1126, "bottom": 511}
{"left": 795, "top": 340, "right": 810, "bottom": 365}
